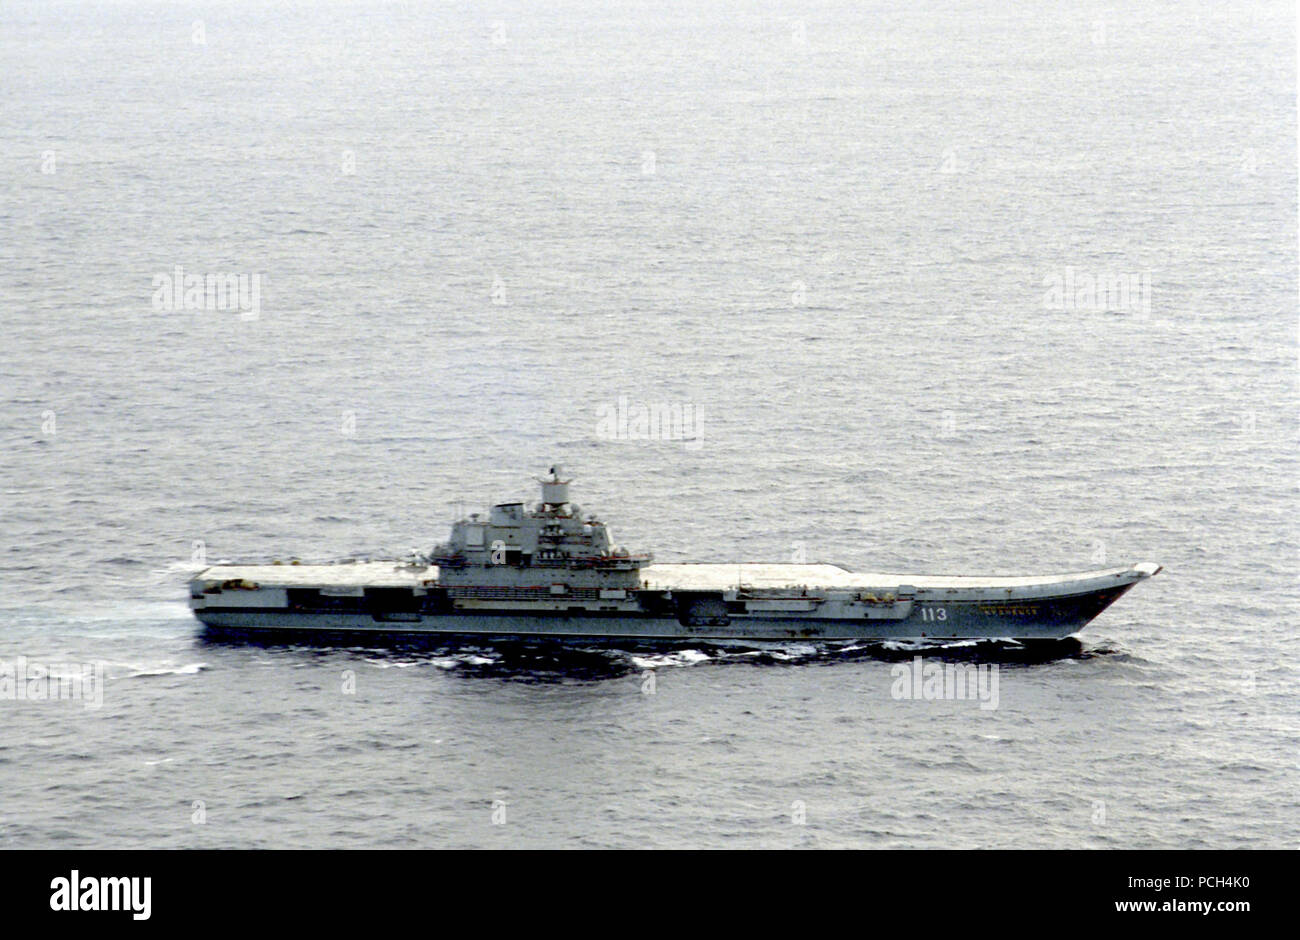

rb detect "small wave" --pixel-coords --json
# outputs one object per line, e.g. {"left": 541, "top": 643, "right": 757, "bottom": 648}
{"left": 765, "top": 642, "right": 821, "bottom": 661}
{"left": 886, "top": 638, "right": 993, "bottom": 650}
{"left": 879, "top": 637, "right": 1022, "bottom": 652}
{"left": 630, "top": 649, "right": 711, "bottom": 669}
{"left": 128, "top": 662, "right": 208, "bottom": 678}
{"left": 366, "top": 653, "right": 500, "bottom": 670}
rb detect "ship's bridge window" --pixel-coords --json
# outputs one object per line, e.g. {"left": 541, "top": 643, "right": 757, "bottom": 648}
{"left": 491, "top": 502, "right": 524, "bottom": 525}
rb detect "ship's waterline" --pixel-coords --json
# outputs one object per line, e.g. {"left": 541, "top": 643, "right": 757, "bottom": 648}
{"left": 190, "top": 468, "right": 1160, "bottom": 643}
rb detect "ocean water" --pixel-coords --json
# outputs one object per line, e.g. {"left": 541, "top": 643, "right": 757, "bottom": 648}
{"left": 0, "top": 0, "right": 1296, "bottom": 848}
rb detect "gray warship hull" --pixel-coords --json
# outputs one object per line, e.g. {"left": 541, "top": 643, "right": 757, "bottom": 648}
{"left": 191, "top": 561, "right": 1161, "bottom": 643}
{"left": 190, "top": 469, "right": 1160, "bottom": 643}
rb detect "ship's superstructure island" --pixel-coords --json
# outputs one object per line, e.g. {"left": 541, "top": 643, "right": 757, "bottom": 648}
{"left": 189, "top": 467, "right": 1161, "bottom": 642}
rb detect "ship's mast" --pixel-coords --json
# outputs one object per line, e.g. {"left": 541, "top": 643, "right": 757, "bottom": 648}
{"left": 432, "top": 467, "right": 649, "bottom": 582}
{"left": 539, "top": 465, "right": 571, "bottom": 513}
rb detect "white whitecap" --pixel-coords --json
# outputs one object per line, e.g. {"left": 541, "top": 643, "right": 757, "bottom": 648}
{"left": 630, "top": 649, "right": 710, "bottom": 669}
{"left": 128, "top": 662, "right": 208, "bottom": 677}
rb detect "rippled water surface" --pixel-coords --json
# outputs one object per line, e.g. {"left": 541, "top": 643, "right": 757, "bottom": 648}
{"left": 1, "top": 0, "right": 1296, "bottom": 848}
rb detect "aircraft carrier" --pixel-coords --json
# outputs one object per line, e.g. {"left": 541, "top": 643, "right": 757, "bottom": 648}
{"left": 189, "top": 467, "right": 1160, "bottom": 643}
